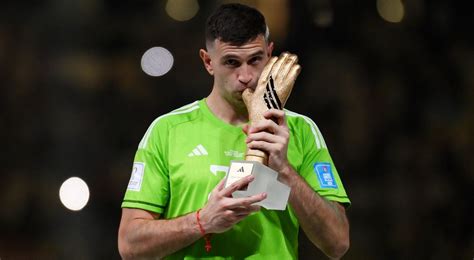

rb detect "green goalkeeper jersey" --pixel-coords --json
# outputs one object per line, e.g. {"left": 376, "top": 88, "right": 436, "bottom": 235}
{"left": 122, "top": 99, "right": 350, "bottom": 259}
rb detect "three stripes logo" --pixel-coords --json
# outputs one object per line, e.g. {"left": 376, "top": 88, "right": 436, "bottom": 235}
{"left": 237, "top": 167, "right": 245, "bottom": 173}
{"left": 263, "top": 76, "right": 282, "bottom": 110}
{"left": 188, "top": 144, "right": 208, "bottom": 157}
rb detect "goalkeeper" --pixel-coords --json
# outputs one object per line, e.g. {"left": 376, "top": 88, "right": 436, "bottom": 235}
{"left": 118, "top": 3, "right": 350, "bottom": 259}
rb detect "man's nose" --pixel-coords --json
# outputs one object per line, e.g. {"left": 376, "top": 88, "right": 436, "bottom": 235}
{"left": 237, "top": 64, "right": 253, "bottom": 84}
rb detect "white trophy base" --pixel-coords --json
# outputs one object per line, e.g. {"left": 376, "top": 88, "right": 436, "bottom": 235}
{"left": 224, "top": 160, "right": 291, "bottom": 210}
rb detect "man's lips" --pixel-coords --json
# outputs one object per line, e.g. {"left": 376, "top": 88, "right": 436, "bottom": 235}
{"left": 237, "top": 85, "right": 256, "bottom": 92}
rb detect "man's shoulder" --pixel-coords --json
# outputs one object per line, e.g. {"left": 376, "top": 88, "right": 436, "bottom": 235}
{"left": 285, "top": 109, "right": 320, "bottom": 135}
{"left": 137, "top": 101, "right": 203, "bottom": 149}
{"left": 285, "top": 109, "right": 314, "bottom": 126}
{"left": 151, "top": 100, "right": 202, "bottom": 128}
{"left": 285, "top": 109, "right": 328, "bottom": 149}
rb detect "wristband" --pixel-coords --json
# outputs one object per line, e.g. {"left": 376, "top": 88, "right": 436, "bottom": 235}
{"left": 196, "top": 209, "right": 212, "bottom": 252}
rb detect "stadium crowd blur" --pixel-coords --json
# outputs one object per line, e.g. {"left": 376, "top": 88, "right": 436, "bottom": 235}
{"left": 0, "top": 0, "right": 472, "bottom": 259}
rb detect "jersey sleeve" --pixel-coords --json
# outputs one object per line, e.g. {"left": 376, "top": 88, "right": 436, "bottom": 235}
{"left": 121, "top": 117, "right": 170, "bottom": 214}
{"left": 295, "top": 116, "right": 351, "bottom": 206}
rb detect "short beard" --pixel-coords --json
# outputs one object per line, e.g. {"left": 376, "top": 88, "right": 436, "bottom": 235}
{"left": 227, "top": 93, "right": 248, "bottom": 115}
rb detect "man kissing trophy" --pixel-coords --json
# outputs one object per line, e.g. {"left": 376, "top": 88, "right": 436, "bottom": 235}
{"left": 224, "top": 52, "right": 301, "bottom": 210}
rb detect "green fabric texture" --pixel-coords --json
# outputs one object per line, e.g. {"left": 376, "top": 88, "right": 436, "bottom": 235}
{"left": 122, "top": 99, "right": 350, "bottom": 259}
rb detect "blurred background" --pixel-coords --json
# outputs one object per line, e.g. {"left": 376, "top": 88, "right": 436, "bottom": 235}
{"left": 1, "top": 0, "right": 472, "bottom": 259}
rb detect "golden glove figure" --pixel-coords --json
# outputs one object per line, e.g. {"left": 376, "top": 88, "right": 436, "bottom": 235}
{"left": 224, "top": 52, "right": 301, "bottom": 210}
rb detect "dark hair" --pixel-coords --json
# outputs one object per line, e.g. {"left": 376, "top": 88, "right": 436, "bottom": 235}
{"left": 205, "top": 3, "right": 268, "bottom": 46}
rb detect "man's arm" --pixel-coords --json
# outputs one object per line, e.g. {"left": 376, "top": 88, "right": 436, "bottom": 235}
{"left": 118, "top": 208, "right": 199, "bottom": 259}
{"left": 280, "top": 166, "right": 350, "bottom": 259}
{"left": 118, "top": 175, "right": 266, "bottom": 259}
{"left": 245, "top": 109, "right": 350, "bottom": 259}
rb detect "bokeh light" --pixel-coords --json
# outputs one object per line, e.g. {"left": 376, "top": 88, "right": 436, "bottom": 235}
{"left": 314, "top": 9, "right": 334, "bottom": 28}
{"left": 59, "top": 177, "right": 90, "bottom": 211}
{"left": 377, "top": 0, "right": 405, "bottom": 23}
{"left": 165, "top": 0, "right": 199, "bottom": 22}
{"left": 141, "top": 47, "right": 174, "bottom": 77}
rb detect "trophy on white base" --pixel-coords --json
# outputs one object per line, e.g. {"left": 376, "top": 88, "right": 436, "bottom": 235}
{"left": 224, "top": 52, "right": 301, "bottom": 210}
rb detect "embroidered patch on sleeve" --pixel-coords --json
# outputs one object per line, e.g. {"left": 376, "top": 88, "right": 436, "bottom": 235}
{"left": 127, "top": 162, "right": 145, "bottom": 191}
{"left": 314, "top": 163, "right": 338, "bottom": 189}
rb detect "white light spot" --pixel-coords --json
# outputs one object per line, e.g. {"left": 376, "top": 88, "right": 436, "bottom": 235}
{"left": 377, "top": 0, "right": 404, "bottom": 23}
{"left": 141, "top": 47, "right": 174, "bottom": 77}
{"left": 59, "top": 177, "right": 90, "bottom": 211}
{"left": 165, "top": 0, "right": 199, "bottom": 22}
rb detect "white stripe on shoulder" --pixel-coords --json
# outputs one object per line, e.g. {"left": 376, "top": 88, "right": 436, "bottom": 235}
{"left": 138, "top": 102, "right": 200, "bottom": 149}
{"left": 285, "top": 110, "right": 327, "bottom": 149}
{"left": 172, "top": 101, "right": 199, "bottom": 112}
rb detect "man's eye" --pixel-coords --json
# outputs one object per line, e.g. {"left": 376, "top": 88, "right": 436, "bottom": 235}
{"left": 224, "top": 59, "right": 240, "bottom": 67}
{"left": 249, "top": 56, "right": 262, "bottom": 65}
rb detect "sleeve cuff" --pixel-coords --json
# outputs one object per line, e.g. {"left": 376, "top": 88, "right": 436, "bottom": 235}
{"left": 121, "top": 200, "right": 165, "bottom": 214}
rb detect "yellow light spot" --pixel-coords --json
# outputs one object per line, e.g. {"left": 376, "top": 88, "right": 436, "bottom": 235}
{"left": 165, "top": 0, "right": 199, "bottom": 22}
{"left": 377, "top": 0, "right": 405, "bottom": 23}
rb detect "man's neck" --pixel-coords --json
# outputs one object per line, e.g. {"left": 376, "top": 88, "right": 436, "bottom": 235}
{"left": 206, "top": 89, "right": 249, "bottom": 126}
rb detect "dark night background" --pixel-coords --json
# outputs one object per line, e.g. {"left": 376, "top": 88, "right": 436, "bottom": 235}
{"left": 0, "top": 0, "right": 472, "bottom": 259}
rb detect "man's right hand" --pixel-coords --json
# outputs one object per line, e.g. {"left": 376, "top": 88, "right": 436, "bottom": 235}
{"left": 199, "top": 175, "right": 267, "bottom": 234}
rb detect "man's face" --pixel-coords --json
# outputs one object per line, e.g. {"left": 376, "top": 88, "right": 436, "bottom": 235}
{"left": 201, "top": 35, "right": 273, "bottom": 105}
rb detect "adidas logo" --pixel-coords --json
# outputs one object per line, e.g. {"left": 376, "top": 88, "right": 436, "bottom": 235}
{"left": 237, "top": 167, "right": 245, "bottom": 173}
{"left": 188, "top": 144, "right": 208, "bottom": 157}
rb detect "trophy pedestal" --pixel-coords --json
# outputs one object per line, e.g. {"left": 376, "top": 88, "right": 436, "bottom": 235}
{"left": 224, "top": 160, "right": 291, "bottom": 210}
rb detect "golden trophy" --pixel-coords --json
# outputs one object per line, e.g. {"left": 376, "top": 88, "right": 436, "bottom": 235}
{"left": 224, "top": 52, "right": 301, "bottom": 210}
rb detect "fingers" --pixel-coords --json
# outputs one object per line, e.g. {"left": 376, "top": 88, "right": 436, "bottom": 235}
{"left": 283, "top": 63, "right": 301, "bottom": 89}
{"left": 263, "top": 109, "right": 287, "bottom": 126}
{"left": 246, "top": 132, "right": 286, "bottom": 146}
{"left": 245, "top": 109, "right": 289, "bottom": 160}
{"left": 221, "top": 175, "right": 255, "bottom": 197}
{"left": 269, "top": 52, "right": 290, "bottom": 80}
{"left": 207, "top": 178, "right": 227, "bottom": 202}
{"left": 273, "top": 53, "right": 298, "bottom": 85}
{"left": 258, "top": 56, "right": 279, "bottom": 85}
{"left": 233, "top": 193, "right": 267, "bottom": 208}
{"left": 247, "top": 110, "right": 287, "bottom": 135}
{"left": 219, "top": 174, "right": 267, "bottom": 209}
{"left": 232, "top": 205, "right": 262, "bottom": 216}
{"left": 212, "top": 178, "right": 226, "bottom": 193}
{"left": 224, "top": 193, "right": 267, "bottom": 211}
{"left": 203, "top": 177, "right": 266, "bottom": 234}
{"left": 247, "top": 140, "right": 286, "bottom": 155}
{"left": 220, "top": 204, "right": 261, "bottom": 225}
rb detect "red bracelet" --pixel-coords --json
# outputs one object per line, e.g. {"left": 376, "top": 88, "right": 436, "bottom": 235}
{"left": 196, "top": 209, "right": 212, "bottom": 252}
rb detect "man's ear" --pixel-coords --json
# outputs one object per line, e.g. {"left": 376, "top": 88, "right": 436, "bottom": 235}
{"left": 199, "top": 49, "right": 214, "bottom": 76}
{"left": 267, "top": 42, "right": 274, "bottom": 57}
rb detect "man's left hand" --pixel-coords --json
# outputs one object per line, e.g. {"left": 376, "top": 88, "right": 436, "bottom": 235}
{"left": 243, "top": 109, "right": 292, "bottom": 176}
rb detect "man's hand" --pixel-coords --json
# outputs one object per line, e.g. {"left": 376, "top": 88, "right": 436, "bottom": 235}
{"left": 199, "top": 175, "right": 267, "bottom": 234}
{"left": 241, "top": 52, "right": 300, "bottom": 163}
{"left": 243, "top": 109, "right": 293, "bottom": 176}
{"left": 243, "top": 110, "right": 350, "bottom": 258}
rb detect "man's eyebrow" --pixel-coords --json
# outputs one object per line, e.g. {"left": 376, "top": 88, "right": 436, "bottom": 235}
{"left": 249, "top": 50, "right": 265, "bottom": 58}
{"left": 221, "top": 50, "right": 265, "bottom": 61}
{"left": 221, "top": 54, "right": 240, "bottom": 61}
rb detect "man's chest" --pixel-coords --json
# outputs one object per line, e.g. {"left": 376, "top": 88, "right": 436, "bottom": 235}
{"left": 168, "top": 125, "right": 247, "bottom": 187}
